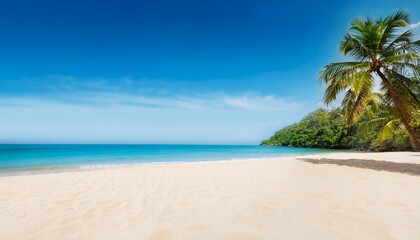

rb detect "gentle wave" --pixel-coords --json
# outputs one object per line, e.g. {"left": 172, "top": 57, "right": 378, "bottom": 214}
{"left": 0, "top": 144, "right": 344, "bottom": 176}
{"left": 0, "top": 156, "right": 301, "bottom": 177}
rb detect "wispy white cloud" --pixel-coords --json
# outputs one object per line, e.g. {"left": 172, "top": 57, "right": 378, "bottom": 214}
{"left": 2, "top": 75, "right": 305, "bottom": 111}
{"left": 222, "top": 93, "right": 303, "bottom": 111}
{"left": 0, "top": 91, "right": 303, "bottom": 112}
{"left": 0, "top": 75, "right": 309, "bottom": 143}
{"left": 0, "top": 93, "right": 306, "bottom": 144}
{"left": 409, "top": 22, "right": 420, "bottom": 29}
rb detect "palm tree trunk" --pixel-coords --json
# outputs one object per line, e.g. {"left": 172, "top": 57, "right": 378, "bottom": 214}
{"left": 377, "top": 70, "right": 420, "bottom": 151}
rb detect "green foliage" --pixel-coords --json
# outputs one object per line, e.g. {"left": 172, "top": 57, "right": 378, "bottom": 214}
{"left": 264, "top": 11, "right": 419, "bottom": 151}
{"left": 319, "top": 10, "right": 420, "bottom": 150}
{"left": 261, "top": 108, "right": 412, "bottom": 151}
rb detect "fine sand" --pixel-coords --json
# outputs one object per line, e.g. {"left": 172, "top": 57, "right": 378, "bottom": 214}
{"left": 0, "top": 152, "right": 419, "bottom": 240}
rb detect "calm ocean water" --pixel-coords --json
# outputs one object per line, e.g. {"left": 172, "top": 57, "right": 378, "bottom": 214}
{"left": 0, "top": 144, "right": 339, "bottom": 174}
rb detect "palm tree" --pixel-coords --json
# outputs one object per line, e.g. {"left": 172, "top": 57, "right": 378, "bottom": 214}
{"left": 319, "top": 11, "right": 420, "bottom": 150}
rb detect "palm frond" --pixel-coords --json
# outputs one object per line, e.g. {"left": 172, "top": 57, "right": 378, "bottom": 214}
{"left": 393, "top": 39, "right": 420, "bottom": 54}
{"left": 383, "top": 30, "right": 414, "bottom": 53}
{"left": 347, "top": 73, "right": 374, "bottom": 124}
{"left": 383, "top": 69, "right": 420, "bottom": 104}
{"left": 339, "top": 34, "right": 371, "bottom": 60}
{"left": 377, "top": 119, "right": 402, "bottom": 142}
{"left": 379, "top": 11, "right": 410, "bottom": 49}
{"left": 319, "top": 61, "right": 370, "bottom": 83}
{"left": 381, "top": 52, "right": 419, "bottom": 64}
{"left": 386, "top": 62, "right": 420, "bottom": 79}
{"left": 341, "top": 72, "right": 374, "bottom": 124}
{"left": 379, "top": 70, "right": 415, "bottom": 123}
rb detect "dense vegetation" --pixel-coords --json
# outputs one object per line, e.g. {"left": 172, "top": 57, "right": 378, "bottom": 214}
{"left": 261, "top": 108, "right": 413, "bottom": 151}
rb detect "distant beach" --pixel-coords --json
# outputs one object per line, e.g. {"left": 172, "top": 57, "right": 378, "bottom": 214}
{"left": 0, "top": 151, "right": 419, "bottom": 240}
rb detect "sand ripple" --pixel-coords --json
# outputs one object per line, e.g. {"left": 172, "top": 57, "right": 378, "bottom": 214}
{"left": 0, "top": 152, "right": 419, "bottom": 239}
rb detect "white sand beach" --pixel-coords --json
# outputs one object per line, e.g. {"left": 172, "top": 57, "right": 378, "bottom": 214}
{"left": 0, "top": 152, "right": 419, "bottom": 240}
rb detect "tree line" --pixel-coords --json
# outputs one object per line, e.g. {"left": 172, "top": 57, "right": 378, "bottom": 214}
{"left": 261, "top": 108, "right": 414, "bottom": 151}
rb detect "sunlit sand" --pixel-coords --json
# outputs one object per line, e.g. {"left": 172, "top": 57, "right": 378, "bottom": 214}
{"left": 0, "top": 152, "right": 419, "bottom": 240}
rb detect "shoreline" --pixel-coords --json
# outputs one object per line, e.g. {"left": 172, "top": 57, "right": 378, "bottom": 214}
{"left": 0, "top": 144, "right": 346, "bottom": 176}
{"left": 0, "top": 153, "right": 337, "bottom": 177}
{"left": 0, "top": 150, "right": 416, "bottom": 177}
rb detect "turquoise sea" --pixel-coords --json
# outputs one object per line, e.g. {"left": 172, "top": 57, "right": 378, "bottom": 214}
{"left": 0, "top": 144, "right": 339, "bottom": 175}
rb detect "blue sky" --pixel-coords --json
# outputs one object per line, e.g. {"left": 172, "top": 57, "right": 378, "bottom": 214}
{"left": 1, "top": 0, "right": 419, "bottom": 144}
